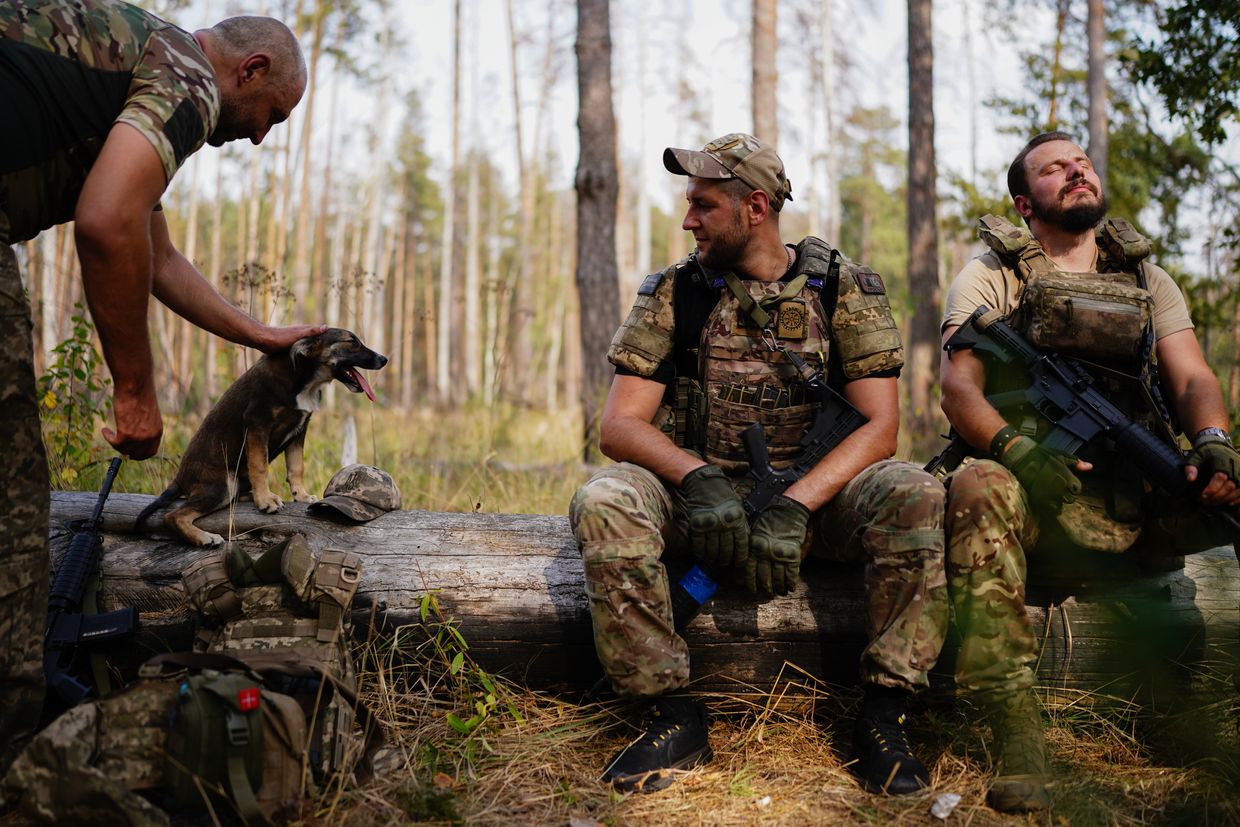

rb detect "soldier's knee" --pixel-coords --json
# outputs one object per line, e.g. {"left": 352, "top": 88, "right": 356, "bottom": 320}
{"left": 570, "top": 474, "right": 653, "bottom": 546}
{"left": 947, "top": 460, "right": 1019, "bottom": 514}
{"left": 870, "top": 464, "right": 947, "bottom": 533}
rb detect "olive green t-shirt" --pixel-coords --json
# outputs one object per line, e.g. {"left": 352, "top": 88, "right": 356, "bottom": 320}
{"left": 0, "top": 0, "right": 220, "bottom": 243}
{"left": 941, "top": 250, "right": 1194, "bottom": 340}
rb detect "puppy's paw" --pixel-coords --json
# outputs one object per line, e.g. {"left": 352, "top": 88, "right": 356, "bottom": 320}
{"left": 199, "top": 531, "right": 226, "bottom": 547}
{"left": 291, "top": 487, "right": 317, "bottom": 503}
{"left": 254, "top": 491, "right": 284, "bottom": 512}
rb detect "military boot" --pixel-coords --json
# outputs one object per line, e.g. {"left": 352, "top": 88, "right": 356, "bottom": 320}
{"left": 601, "top": 696, "right": 712, "bottom": 793}
{"left": 984, "top": 689, "right": 1051, "bottom": 812}
{"left": 851, "top": 686, "right": 930, "bottom": 795}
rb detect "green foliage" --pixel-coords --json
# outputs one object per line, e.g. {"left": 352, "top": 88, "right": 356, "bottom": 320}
{"left": 38, "top": 303, "right": 112, "bottom": 487}
{"left": 1130, "top": 1, "right": 1240, "bottom": 146}
{"left": 837, "top": 106, "right": 908, "bottom": 299}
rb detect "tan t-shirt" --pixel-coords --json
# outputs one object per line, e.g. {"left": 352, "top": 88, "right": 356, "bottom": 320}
{"left": 941, "top": 250, "right": 1194, "bottom": 340}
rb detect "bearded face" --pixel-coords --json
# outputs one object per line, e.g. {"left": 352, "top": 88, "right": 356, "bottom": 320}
{"left": 696, "top": 203, "right": 752, "bottom": 271}
{"left": 1028, "top": 174, "right": 1109, "bottom": 233}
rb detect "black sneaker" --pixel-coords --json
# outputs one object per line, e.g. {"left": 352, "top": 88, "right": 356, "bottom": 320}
{"left": 852, "top": 706, "right": 930, "bottom": 795}
{"left": 601, "top": 696, "right": 712, "bottom": 793}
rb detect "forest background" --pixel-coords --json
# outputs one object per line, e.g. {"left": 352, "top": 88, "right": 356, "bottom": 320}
{"left": 21, "top": 0, "right": 1240, "bottom": 509}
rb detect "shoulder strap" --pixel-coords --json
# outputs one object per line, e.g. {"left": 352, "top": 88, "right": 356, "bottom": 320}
{"left": 977, "top": 214, "right": 1056, "bottom": 282}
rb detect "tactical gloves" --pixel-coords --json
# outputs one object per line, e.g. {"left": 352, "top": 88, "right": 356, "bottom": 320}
{"left": 679, "top": 464, "right": 749, "bottom": 569}
{"left": 745, "top": 494, "right": 810, "bottom": 597}
{"left": 1185, "top": 433, "right": 1240, "bottom": 491}
{"left": 1000, "top": 437, "right": 1081, "bottom": 512}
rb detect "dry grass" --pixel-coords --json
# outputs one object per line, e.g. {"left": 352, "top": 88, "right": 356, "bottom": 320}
{"left": 300, "top": 624, "right": 1240, "bottom": 827}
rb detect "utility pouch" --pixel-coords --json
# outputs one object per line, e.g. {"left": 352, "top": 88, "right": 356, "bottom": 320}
{"left": 163, "top": 671, "right": 266, "bottom": 822}
{"left": 1017, "top": 276, "right": 1153, "bottom": 365}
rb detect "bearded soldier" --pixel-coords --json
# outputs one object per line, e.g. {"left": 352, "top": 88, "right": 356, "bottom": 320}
{"left": 0, "top": 0, "right": 321, "bottom": 774}
{"left": 939, "top": 131, "right": 1240, "bottom": 812}
{"left": 570, "top": 133, "right": 948, "bottom": 795}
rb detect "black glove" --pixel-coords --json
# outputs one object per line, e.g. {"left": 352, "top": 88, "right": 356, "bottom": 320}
{"left": 679, "top": 464, "right": 749, "bottom": 569}
{"left": 999, "top": 437, "right": 1081, "bottom": 513}
{"left": 744, "top": 494, "right": 810, "bottom": 597}
{"left": 1184, "top": 435, "right": 1240, "bottom": 492}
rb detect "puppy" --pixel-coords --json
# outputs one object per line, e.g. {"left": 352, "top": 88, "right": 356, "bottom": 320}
{"left": 136, "top": 328, "right": 388, "bottom": 546}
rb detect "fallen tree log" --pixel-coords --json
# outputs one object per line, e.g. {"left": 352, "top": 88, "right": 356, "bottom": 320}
{"left": 50, "top": 492, "right": 1240, "bottom": 698}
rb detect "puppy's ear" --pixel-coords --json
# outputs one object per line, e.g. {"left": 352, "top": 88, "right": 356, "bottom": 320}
{"left": 290, "top": 336, "right": 317, "bottom": 374}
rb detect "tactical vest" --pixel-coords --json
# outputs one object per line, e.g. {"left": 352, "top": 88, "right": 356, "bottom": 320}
{"left": 696, "top": 237, "right": 841, "bottom": 472}
{"left": 978, "top": 214, "right": 1177, "bottom": 551}
{"left": 182, "top": 535, "right": 365, "bottom": 780}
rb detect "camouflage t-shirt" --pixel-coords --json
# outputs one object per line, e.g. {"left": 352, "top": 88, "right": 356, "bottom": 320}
{"left": 0, "top": 0, "right": 220, "bottom": 243}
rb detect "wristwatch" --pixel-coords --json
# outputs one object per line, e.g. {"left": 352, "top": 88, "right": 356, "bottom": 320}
{"left": 1193, "top": 427, "right": 1233, "bottom": 447}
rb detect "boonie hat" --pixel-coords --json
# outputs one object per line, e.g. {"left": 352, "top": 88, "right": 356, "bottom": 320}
{"left": 663, "top": 132, "right": 793, "bottom": 211}
{"left": 308, "top": 464, "right": 401, "bottom": 522}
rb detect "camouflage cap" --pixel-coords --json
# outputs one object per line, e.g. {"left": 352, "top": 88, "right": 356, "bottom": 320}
{"left": 308, "top": 464, "right": 401, "bottom": 522}
{"left": 663, "top": 132, "right": 794, "bottom": 211}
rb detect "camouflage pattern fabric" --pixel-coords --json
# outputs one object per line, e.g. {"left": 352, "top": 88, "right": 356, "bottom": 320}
{"left": 699, "top": 273, "right": 835, "bottom": 472}
{"left": 1, "top": 0, "right": 220, "bottom": 243}
{"left": 307, "top": 463, "right": 402, "bottom": 522}
{"left": 944, "top": 459, "right": 1233, "bottom": 700}
{"left": 1, "top": 681, "right": 176, "bottom": 826}
{"left": 663, "top": 132, "right": 794, "bottom": 211}
{"left": 570, "top": 463, "right": 690, "bottom": 698}
{"left": 606, "top": 239, "right": 903, "bottom": 387}
{"left": 570, "top": 459, "right": 947, "bottom": 696}
{"left": 813, "top": 460, "right": 948, "bottom": 690}
{"left": 0, "top": 216, "right": 51, "bottom": 777}
{"left": 943, "top": 460, "right": 1041, "bottom": 700}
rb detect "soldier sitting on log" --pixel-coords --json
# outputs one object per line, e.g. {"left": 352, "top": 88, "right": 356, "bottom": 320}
{"left": 938, "top": 131, "right": 1240, "bottom": 813}
{"left": 569, "top": 133, "right": 949, "bottom": 795}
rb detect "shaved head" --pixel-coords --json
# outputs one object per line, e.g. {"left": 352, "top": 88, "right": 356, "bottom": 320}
{"left": 209, "top": 16, "right": 306, "bottom": 93}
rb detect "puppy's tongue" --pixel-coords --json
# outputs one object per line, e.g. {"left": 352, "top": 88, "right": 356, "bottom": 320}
{"left": 346, "top": 367, "right": 376, "bottom": 401}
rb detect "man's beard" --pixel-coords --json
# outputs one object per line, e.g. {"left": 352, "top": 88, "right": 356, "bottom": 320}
{"left": 698, "top": 211, "right": 751, "bottom": 271}
{"left": 1030, "top": 179, "right": 1109, "bottom": 233}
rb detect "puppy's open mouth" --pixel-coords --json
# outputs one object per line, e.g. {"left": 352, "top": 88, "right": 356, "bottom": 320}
{"left": 336, "top": 366, "right": 377, "bottom": 401}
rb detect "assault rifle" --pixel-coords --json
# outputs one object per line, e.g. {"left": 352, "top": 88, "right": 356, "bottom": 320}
{"left": 44, "top": 457, "right": 140, "bottom": 706}
{"left": 670, "top": 351, "right": 868, "bottom": 628}
{"left": 942, "top": 305, "right": 1240, "bottom": 534}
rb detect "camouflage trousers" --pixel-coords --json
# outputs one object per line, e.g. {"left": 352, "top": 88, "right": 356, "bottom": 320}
{"left": 944, "top": 459, "right": 1232, "bottom": 701}
{"left": 0, "top": 221, "right": 51, "bottom": 777}
{"left": 569, "top": 459, "right": 948, "bottom": 698}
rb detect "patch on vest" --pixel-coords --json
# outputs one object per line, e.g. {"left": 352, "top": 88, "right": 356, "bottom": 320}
{"left": 857, "top": 269, "right": 886, "bottom": 295}
{"left": 776, "top": 299, "right": 808, "bottom": 339}
{"left": 637, "top": 272, "right": 662, "bottom": 296}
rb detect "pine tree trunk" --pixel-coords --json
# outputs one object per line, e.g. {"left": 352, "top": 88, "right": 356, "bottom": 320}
{"left": 906, "top": 0, "right": 942, "bottom": 457}
{"left": 751, "top": 0, "right": 778, "bottom": 144}
{"left": 1087, "top": 0, "right": 1108, "bottom": 186}
{"left": 574, "top": 0, "right": 621, "bottom": 461}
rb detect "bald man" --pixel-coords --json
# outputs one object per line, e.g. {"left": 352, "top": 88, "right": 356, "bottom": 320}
{"left": 0, "top": 0, "right": 319, "bottom": 771}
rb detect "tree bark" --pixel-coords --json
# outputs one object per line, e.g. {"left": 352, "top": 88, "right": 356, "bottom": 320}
{"left": 751, "top": 0, "right": 778, "bottom": 144}
{"left": 1087, "top": 0, "right": 1108, "bottom": 186}
{"left": 575, "top": 0, "right": 621, "bottom": 460}
{"left": 906, "top": 0, "right": 942, "bottom": 457}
